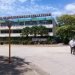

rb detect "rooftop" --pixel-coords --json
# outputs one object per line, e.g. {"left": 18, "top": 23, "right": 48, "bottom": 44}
{"left": 0, "top": 13, "right": 53, "bottom": 23}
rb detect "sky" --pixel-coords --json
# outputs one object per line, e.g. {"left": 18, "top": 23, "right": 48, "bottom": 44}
{"left": 0, "top": 0, "right": 75, "bottom": 17}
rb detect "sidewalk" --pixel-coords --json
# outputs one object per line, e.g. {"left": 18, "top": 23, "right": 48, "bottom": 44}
{"left": 0, "top": 56, "right": 41, "bottom": 75}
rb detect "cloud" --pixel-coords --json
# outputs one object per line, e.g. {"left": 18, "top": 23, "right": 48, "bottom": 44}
{"left": 0, "top": 0, "right": 16, "bottom": 5}
{"left": 18, "top": 0, "right": 27, "bottom": 2}
{"left": 0, "top": 0, "right": 75, "bottom": 17}
{"left": 65, "top": 3, "right": 75, "bottom": 11}
{"left": 18, "top": 0, "right": 35, "bottom": 3}
{"left": 52, "top": 11, "right": 64, "bottom": 17}
{"left": 0, "top": 0, "right": 58, "bottom": 16}
{"left": 52, "top": 3, "right": 75, "bottom": 17}
{"left": 65, "top": 3, "right": 75, "bottom": 14}
{"left": 0, "top": 0, "right": 35, "bottom": 16}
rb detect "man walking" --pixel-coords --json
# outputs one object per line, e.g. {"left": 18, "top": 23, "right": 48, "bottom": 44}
{"left": 69, "top": 39, "right": 75, "bottom": 54}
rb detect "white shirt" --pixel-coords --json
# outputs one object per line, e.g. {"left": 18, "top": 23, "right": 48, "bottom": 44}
{"left": 69, "top": 40, "right": 75, "bottom": 47}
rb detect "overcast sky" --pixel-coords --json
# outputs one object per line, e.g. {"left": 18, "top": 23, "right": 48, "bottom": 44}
{"left": 0, "top": 0, "right": 75, "bottom": 17}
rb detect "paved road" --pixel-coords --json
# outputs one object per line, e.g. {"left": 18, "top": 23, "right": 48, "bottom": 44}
{"left": 0, "top": 45, "right": 75, "bottom": 75}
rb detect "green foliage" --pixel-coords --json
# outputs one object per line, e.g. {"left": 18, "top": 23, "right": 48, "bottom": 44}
{"left": 20, "top": 26, "right": 50, "bottom": 44}
{"left": 21, "top": 26, "right": 49, "bottom": 37}
{"left": 38, "top": 26, "right": 49, "bottom": 36}
{"left": 21, "top": 27, "right": 30, "bottom": 37}
{"left": 31, "top": 26, "right": 39, "bottom": 37}
{"left": 56, "top": 14, "right": 75, "bottom": 44}
{"left": 56, "top": 25, "right": 75, "bottom": 44}
{"left": 57, "top": 15, "right": 75, "bottom": 26}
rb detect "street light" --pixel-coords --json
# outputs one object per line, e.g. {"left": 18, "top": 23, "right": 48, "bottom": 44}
{"left": 5, "top": 20, "right": 12, "bottom": 63}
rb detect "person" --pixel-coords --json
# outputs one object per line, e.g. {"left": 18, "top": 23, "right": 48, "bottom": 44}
{"left": 69, "top": 39, "right": 75, "bottom": 54}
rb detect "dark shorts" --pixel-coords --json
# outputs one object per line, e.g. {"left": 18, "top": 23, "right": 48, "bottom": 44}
{"left": 71, "top": 46, "right": 75, "bottom": 54}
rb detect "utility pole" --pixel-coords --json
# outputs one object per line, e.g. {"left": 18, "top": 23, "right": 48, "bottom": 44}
{"left": 8, "top": 24, "right": 11, "bottom": 63}
{"left": 6, "top": 20, "right": 12, "bottom": 63}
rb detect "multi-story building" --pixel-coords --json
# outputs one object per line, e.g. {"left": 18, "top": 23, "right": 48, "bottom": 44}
{"left": 0, "top": 13, "right": 56, "bottom": 43}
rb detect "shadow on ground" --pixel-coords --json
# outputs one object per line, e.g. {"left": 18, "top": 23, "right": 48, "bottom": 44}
{"left": 0, "top": 56, "right": 31, "bottom": 75}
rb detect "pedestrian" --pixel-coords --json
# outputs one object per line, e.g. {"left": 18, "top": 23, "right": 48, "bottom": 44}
{"left": 69, "top": 39, "right": 75, "bottom": 54}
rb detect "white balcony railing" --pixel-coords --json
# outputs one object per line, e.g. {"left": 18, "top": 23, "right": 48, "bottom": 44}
{"left": 0, "top": 32, "right": 53, "bottom": 37}
{"left": 48, "top": 32, "right": 53, "bottom": 36}
{"left": 0, "top": 33, "right": 21, "bottom": 37}
{"left": 0, "top": 24, "right": 53, "bottom": 30}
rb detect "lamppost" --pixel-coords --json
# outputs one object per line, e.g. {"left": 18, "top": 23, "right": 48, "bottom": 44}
{"left": 6, "top": 20, "right": 12, "bottom": 63}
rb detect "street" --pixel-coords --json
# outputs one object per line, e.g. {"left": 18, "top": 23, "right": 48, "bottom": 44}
{"left": 0, "top": 45, "right": 75, "bottom": 75}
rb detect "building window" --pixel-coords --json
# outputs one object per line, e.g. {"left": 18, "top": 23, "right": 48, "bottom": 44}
{"left": 1, "top": 30, "right": 9, "bottom": 33}
{"left": 1, "top": 23, "right": 7, "bottom": 26}
{"left": 39, "top": 20, "right": 46, "bottom": 24}
{"left": 25, "top": 21, "right": 37, "bottom": 25}
{"left": 47, "top": 20, "right": 52, "bottom": 24}
{"left": 12, "top": 30, "right": 22, "bottom": 33}
{"left": 1, "top": 30, "right": 22, "bottom": 33}
{"left": 48, "top": 28, "right": 52, "bottom": 32}
{"left": 13, "top": 22, "right": 19, "bottom": 26}
{"left": 19, "top": 22, "right": 24, "bottom": 25}
{"left": 39, "top": 20, "right": 52, "bottom": 25}
{"left": 25, "top": 21, "right": 30, "bottom": 25}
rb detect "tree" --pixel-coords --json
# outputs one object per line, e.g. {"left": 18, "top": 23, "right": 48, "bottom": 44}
{"left": 56, "top": 25, "right": 75, "bottom": 44}
{"left": 30, "top": 26, "right": 39, "bottom": 37}
{"left": 57, "top": 15, "right": 75, "bottom": 26}
{"left": 38, "top": 26, "right": 49, "bottom": 36}
{"left": 21, "top": 27, "right": 30, "bottom": 37}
